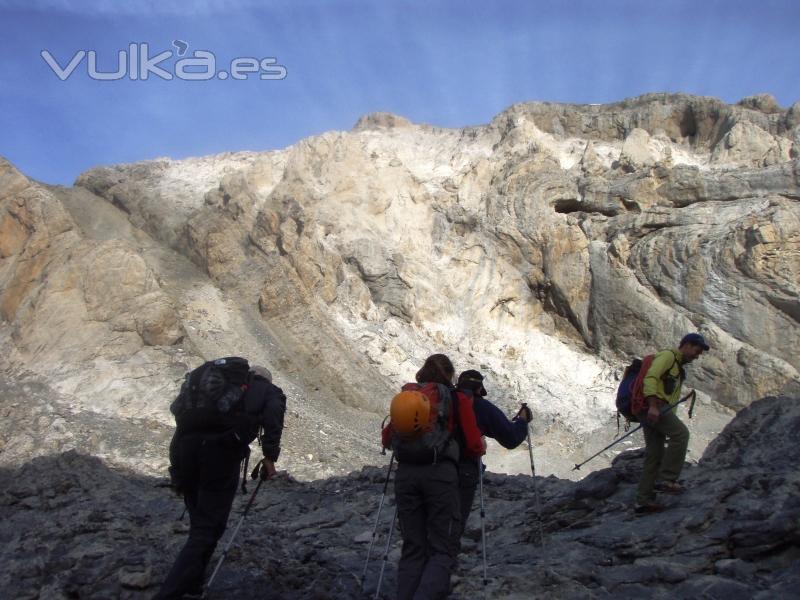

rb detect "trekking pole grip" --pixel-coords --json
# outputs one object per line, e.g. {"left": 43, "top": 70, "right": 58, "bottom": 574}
{"left": 250, "top": 458, "right": 264, "bottom": 480}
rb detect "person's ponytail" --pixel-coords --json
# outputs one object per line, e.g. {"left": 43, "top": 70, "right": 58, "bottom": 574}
{"left": 415, "top": 354, "right": 455, "bottom": 385}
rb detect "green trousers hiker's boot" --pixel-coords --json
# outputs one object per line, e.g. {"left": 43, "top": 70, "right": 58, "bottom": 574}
{"left": 635, "top": 411, "right": 689, "bottom": 508}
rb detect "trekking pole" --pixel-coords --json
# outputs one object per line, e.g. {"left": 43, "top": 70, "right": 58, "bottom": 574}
{"left": 202, "top": 476, "right": 265, "bottom": 598}
{"left": 374, "top": 507, "right": 398, "bottom": 600}
{"left": 478, "top": 458, "right": 488, "bottom": 597}
{"left": 522, "top": 403, "right": 545, "bottom": 547}
{"left": 572, "top": 390, "right": 696, "bottom": 472}
{"left": 688, "top": 392, "right": 698, "bottom": 419}
{"left": 360, "top": 452, "right": 396, "bottom": 590}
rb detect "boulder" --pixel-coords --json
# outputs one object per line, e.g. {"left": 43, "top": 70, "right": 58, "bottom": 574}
{"left": 711, "top": 121, "right": 793, "bottom": 166}
{"left": 619, "top": 128, "right": 659, "bottom": 171}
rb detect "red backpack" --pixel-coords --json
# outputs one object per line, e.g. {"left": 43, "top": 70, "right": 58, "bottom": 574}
{"left": 630, "top": 355, "right": 656, "bottom": 417}
{"left": 382, "top": 382, "right": 485, "bottom": 464}
{"left": 630, "top": 352, "right": 681, "bottom": 416}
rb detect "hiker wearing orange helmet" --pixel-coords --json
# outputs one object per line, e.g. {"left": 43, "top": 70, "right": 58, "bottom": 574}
{"left": 381, "top": 354, "right": 485, "bottom": 600}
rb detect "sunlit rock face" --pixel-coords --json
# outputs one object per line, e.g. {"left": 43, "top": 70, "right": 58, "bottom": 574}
{"left": 1, "top": 93, "right": 798, "bottom": 479}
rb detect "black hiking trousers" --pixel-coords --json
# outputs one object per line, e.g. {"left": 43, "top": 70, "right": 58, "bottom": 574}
{"left": 455, "top": 459, "right": 480, "bottom": 552}
{"left": 154, "top": 434, "right": 243, "bottom": 600}
{"left": 395, "top": 460, "right": 461, "bottom": 600}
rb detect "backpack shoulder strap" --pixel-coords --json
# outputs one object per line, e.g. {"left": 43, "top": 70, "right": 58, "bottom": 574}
{"left": 668, "top": 351, "right": 686, "bottom": 381}
{"left": 652, "top": 351, "right": 682, "bottom": 382}
{"left": 435, "top": 383, "right": 453, "bottom": 427}
{"left": 451, "top": 388, "right": 468, "bottom": 450}
{"left": 450, "top": 386, "right": 462, "bottom": 431}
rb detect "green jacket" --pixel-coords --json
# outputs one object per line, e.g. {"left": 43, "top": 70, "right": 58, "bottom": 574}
{"left": 643, "top": 349, "right": 685, "bottom": 406}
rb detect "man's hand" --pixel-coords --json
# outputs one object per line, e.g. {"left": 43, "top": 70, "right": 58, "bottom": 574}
{"left": 516, "top": 404, "right": 533, "bottom": 423}
{"left": 646, "top": 396, "right": 661, "bottom": 425}
{"left": 259, "top": 459, "right": 276, "bottom": 481}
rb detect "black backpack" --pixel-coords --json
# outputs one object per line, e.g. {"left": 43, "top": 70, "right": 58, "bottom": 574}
{"left": 616, "top": 358, "right": 642, "bottom": 422}
{"left": 171, "top": 357, "right": 253, "bottom": 435}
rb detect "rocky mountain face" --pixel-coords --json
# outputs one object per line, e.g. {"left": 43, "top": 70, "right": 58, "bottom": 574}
{"left": 1, "top": 93, "right": 799, "bottom": 481}
{"left": 1, "top": 395, "right": 797, "bottom": 599}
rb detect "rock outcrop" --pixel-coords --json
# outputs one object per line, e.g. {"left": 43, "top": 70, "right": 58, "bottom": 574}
{"left": 1, "top": 396, "right": 797, "bottom": 599}
{"left": 0, "top": 158, "right": 186, "bottom": 421}
{"left": 0, "top": 159, "right": 384, "bottom": 481}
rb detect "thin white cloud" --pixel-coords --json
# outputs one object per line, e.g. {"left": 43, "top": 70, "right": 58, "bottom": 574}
{"left": 0, "top": 0, "right": 269, "bottom": 16}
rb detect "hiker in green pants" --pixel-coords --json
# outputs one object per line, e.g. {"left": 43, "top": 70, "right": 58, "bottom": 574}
{"left": 635, "top": 333, "right": 709, "bottom": 514}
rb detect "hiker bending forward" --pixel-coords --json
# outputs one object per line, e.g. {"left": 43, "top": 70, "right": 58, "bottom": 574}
{"left": 155, "top": 362, "right": 286, "bottom": 600}
{"left": 381, "top": 354, "right": 485, "bottom": 600}
{"left": 634, "top": 334, "right": 708, "bottom": 513}
{"left": 454, "top": 369, "right": 531, "bottom": 546}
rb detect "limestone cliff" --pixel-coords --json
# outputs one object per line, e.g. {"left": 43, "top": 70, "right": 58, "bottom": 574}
{"left": 1, "top": 93, "right": 798, "bottom": 479}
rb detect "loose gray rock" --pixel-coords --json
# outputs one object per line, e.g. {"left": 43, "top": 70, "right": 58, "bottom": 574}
{"left": 0, "top": 397, "right": 797, "bottom": 598}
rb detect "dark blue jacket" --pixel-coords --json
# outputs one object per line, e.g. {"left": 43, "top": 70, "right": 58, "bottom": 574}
{"left": 471, "top": 395, "right": 528, "bottom": 449}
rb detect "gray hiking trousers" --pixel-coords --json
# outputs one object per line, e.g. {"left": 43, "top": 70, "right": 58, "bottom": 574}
{"left": 394, "top": 461, "right": 461, "bottom": 600}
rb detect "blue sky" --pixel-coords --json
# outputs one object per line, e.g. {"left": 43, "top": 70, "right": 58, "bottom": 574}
{"left": 1, "top": 0, "right": 798, "bottom": 185}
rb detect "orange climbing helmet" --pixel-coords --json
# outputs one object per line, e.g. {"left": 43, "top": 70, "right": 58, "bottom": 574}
{"left": 389, "top": 390, "right": 431, "bottom": 437}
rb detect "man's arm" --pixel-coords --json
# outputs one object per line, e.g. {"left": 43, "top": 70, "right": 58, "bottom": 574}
{"left": 474, "top": 397, "right": 528, "bottom": 449}
{"left": 259, "top": 383, "right": 287, "bottom": 462}
{"left": 167, "top": 429, "right": 184, "bottom": 494}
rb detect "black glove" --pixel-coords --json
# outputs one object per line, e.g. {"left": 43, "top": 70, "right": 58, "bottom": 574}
{"left": 516, "top": 404, "right": 533, "bottom": 423}
{"left": 251, "top": 458, "right": 276, "bottom": 480}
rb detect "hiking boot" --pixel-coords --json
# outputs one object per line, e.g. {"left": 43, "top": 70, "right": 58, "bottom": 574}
{"left": 655, "top": 481, "right": 686, "bottom": 494}
{"left": 634, "top": 503, "right": 666, "bottom": 515}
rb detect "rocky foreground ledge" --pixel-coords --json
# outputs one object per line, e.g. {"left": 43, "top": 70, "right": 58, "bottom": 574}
{"left": 1, "top": 396, "right": 798, "bottom": 599}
